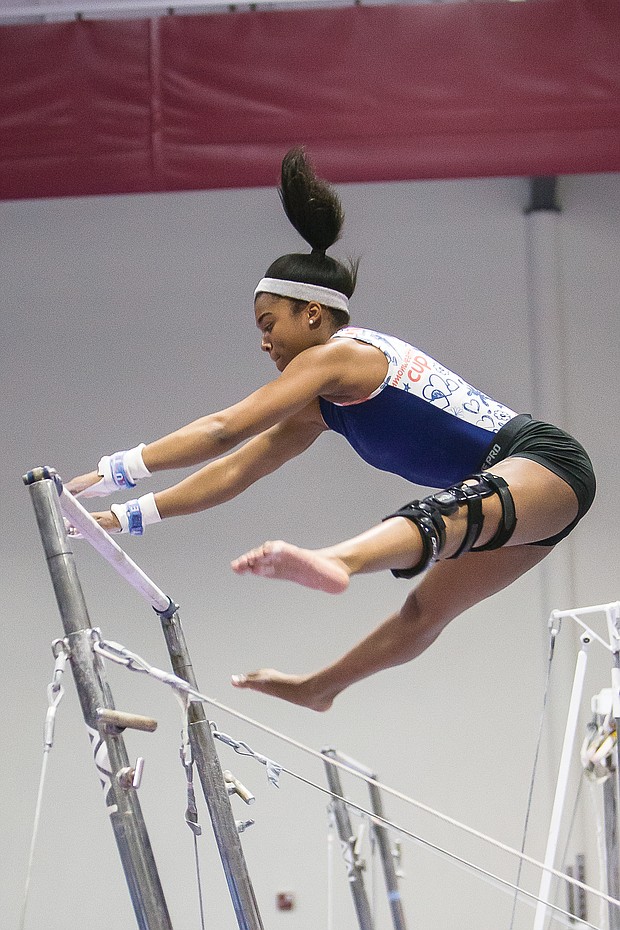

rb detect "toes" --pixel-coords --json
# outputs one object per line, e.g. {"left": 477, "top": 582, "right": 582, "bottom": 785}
{"left": 231, "top": 549, "right": 262, "bottom": 572}
{"left": 231, "top": 542, "right": 280, "bottom": 575}
{"left": 231, "top": 669, "right": 277, "bottom": 689}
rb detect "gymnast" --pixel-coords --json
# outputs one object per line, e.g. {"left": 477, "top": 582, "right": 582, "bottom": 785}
{"left": 68, "top": 147, "right": 596, "bottom": 712}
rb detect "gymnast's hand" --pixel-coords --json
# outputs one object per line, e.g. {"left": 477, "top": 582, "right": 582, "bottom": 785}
{"left": 67, "top": 446, "right": 151, "bottom": 499}
{"left": 64, "top": 508, "right": 121, "bottom": 538}
{"left": 90, "top": 510, "right": 122, "bottom": 533}
{"left": 66, "top": 470, "right": 106, "bottom": 498}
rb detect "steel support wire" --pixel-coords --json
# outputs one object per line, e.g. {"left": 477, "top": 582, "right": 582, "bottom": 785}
{"left": 91, "top": 634, "right": 620, "bottom": 930}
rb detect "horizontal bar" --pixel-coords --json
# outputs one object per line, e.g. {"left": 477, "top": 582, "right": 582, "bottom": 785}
{"left": 552, "top": 603, "right": 620, "bottom": 620}
{"left": 322, "top": 747, "right": 377, "bottom": 780}
{"left": 59, "top": 486, "right": 171, "bottom": 613}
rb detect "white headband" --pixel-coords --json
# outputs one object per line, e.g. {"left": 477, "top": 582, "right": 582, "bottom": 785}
{"left": 254, "top": 277, "right": 350, "bottom": 317}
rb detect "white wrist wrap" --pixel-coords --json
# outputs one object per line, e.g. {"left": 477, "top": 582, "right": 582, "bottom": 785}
{"left": 79, "top": 443, "right": 150, "bottom": 499}
{"left": 110, "top": 502, "right": 130, "bottom": 533}
{"left": 111, "top": 493, "right": 161, "bottom": 535}
{"left": 124, "top": 444, "right": 151, "bottom": 482}
{"left": 138, "top": 492, "right": 162, "bottom": 525}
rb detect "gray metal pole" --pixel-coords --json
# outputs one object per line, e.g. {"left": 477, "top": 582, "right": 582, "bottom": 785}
{"left": 322, "top": 749, "right": 407, "bottom": 930}
{"left": 602, "top": 769, "right": 620, "bottom": 930}
{"left": 608, "top": 656, "right": 620, "bottom": 930}
{"left": 366, "top": 782, "right": 408, "bottom": 930}
{"left": 608, "top": 605, "right": 620, "bottom": 930}
{"left": 321, "top": 750, "right": 374, "bottom": 930}
{"left": 53, "top": 475, "right": 265, "bottom": 930}
{"left": 156, "top": 606, "right": 265, "bottom": 930}
{"left": 24, "top": 469, "right": 173, "bottom": 930}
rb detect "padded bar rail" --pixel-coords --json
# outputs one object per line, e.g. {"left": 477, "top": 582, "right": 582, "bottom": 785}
{"left": 59, "top": 486, "right": 171, "bottom": 613}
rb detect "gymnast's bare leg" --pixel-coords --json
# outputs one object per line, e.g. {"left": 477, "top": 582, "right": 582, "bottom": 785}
{"left": 231, "top": 544, "right": 550, "bottom": 711}
{"left": 231, "top": 458, "right": 577, "bottom": 590}
{"left": 231, "top": 458, "right": 579, "bottom": 710}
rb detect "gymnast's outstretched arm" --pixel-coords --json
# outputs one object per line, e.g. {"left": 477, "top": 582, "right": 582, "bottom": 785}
{"left": 65, "top": 334, "right": 387, "bottom": 533}
{"left": 67, "top": 335, "right": 385, "bottom": 492}
{"left": 67, "top": 343, "right": 342, "bottom": 495}
{"left": 153, "top": 410, "right": 326, "bottom": 517}
{"left": 71, "top": 406, "right": 326, "bottom": 533}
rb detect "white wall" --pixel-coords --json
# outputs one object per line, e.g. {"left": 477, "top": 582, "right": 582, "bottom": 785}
{"left": 1, "top": 172, "right": 619, "bottom": 930}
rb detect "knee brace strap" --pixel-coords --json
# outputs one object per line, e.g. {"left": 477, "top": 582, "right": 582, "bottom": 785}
{"left": 383, "top": 472, "right": 517, "bottom": 578}
{"left": 430, "top": 480, "right": 490, "bottom": 560}
{"left": 382, "top": 500, "right": 447, "bottom": 579}
{"left": 470, "top": 473, "right": 517, "bottom": 552}
{"left": 434, "top": 472, "right": 517, "bottom": 557}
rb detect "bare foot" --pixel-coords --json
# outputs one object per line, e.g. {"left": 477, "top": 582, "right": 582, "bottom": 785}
{"left": 231, "top": 540, "right": 350, "bottom": 594}
{"left": 231, "top": 669, "right": 335, "bottom": 712}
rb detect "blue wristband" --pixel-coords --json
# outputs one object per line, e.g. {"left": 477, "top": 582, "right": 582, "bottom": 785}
{"left": 126, "top": 500, "right": 144, "bottom": 536}
{"left": 110, "top": 451, "right": 137, "bottom": 490}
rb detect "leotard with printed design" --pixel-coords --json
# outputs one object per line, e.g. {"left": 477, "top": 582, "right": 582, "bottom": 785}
{"left": 318, "top": 327, "right": 518, "bottom": 488}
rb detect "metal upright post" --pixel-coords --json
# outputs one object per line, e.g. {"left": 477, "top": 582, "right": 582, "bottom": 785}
{"left": 156, "top": 605, "right": 265, "bottom": 930}
{"left": 609, "top": 609, "right": 620, "bottom": 918}
{"left": 605, "top": 603, "right": 620, "bottom": 930}
{"left": 321, "top": 751, "right": 375, "bottom": 930}
{"left": 602, "top": 740, "right": 620, "bottom": 930}
{"left": 323, "top": 749, "right": 407, "bottom": 930}
{"left": 52, "top": 476, "right": 265, "bottom": 930}
{"left": 366, "top": 781, "right": 407, "bottom": 930}
{"left": 24, "top": 469, "right": 173, "bottom": 930}
{"left": 586, "top": 687, "right": 620, "bottom": 930}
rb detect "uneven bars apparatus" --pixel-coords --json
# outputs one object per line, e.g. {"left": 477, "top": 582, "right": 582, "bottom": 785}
{"left": 24, "top": 467, "right": 264, "bottom": 930}
{"left": 321, "top": 748, "right": 407, "bottom": 930}
{"left": 532, "top": 603, "right": 620, "bottom": 930}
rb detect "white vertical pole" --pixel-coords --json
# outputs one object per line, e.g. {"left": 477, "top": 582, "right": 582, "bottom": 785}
{"left": 524, "top": 199, "right": 586, "bottom": 908}
{"left": 524, "top": 202, "right": 577, "bottom": 614}
{"left": 533, "top": 635, "right": 590, "bottom": 930}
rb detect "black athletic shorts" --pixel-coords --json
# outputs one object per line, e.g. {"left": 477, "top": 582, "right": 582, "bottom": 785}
{"left": 481, "top": 413, "right": 596, "bottom": 546}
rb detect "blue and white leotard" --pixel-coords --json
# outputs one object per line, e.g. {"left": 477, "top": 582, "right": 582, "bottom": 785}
{"left": 318, "top": 327, "right": 518, "bottom": 489}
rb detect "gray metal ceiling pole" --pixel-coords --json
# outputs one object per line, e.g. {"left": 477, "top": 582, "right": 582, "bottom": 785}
{"left": 0, "top": 0, "right": 340, "bottom": 24}
{"left": 156, "top": 606, "right": 265, "bottom": 930}
{"left": 23, "top": 469, "right": 173, "bottom": 930}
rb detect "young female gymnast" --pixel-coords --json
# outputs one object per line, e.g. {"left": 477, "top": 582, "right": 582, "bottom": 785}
{"left": 68, "top": 148, "right": 595, "bottom": 712}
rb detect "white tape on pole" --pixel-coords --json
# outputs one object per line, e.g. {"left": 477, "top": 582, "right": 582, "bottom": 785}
{"left": 59, "top": 487, "right": 171, "bottom": 613}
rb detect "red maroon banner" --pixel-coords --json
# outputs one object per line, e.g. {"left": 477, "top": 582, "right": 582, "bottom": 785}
{"left": 1, "top": 0, "right": 619, "bottom": 200}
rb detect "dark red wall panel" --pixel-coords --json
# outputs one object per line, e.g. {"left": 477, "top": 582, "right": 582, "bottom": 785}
{"left": 1, "top": 0, "right": 619, "bottom": 200}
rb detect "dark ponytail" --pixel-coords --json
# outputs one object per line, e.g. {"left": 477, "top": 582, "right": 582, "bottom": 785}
{"left": 278, "top": 146, "right": 344, "bottom": 255}
{"left": 264, "top": 147, "right": 359, "bottom": 315}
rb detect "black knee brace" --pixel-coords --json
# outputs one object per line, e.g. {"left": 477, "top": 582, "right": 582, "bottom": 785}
{"left": 383, "top": 472, "right": 517, "bottom": 579}
{"left": 382, "top": 500, "right": 448, "bottom": 579}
